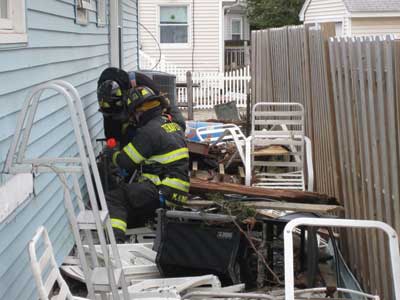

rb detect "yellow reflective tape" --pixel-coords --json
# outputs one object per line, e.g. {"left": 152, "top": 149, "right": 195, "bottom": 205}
{"left": 141, "top": 89, "right": 149, "bottom": 96}
{"left": 100, "top": 100, "right": 111, "bottom": 108}
{"left": 136, "top": 100, "right": 160, "bottom": 112}
{"left": 146, "top": 147, "right": 189, "bottom": 165}
{"left": 111, "top": 218, "right": 127, "bottom": 233}
{"left": 116, "top": 88, "right": 122, "bottom": 96}
{"left": 142, "top": 173, "right": 161, "bottom": 185}
{"left": 112, "top": 151, "right": 120, "bottom": 166}
{"left": 123, "top": 143, "right": 145, "bottom": 164}
{"left": 166, "top": 194, "right": 188, "bottom": 207}
{"left": 127, "top": 98, "right": 132, "bottom": 105}
{"left": 161, "top": 177, "right": 190, "bottom": 193}
{"left": 161, "top": 123, "right": 181, "bottom": 133}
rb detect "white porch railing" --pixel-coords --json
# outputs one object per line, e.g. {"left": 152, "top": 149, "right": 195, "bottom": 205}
{"left": 225, "top": 44, "right": 250, "bottom": 71}
{"left": 139, "top": 50, "right": 187, "bottom": 82}
{"left": 180, "top": 66, "right": 251, "bottom": 109}
{"left": 139, "top": 51, "right": 251, "bottom": 109}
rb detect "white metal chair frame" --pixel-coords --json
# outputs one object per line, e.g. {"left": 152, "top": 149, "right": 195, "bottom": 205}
{"left": 284, "top": 218, "right": 400, "bottom": 300}
{"left": 245, "top": 102, "right": 314, "bottom": 191}
{"left": 4, "top": 81, "right": 129, "bottom": 300}
{"left": 29, "top": 226, "right": 89, "bottom": 300}
{"left": 196, "top": 123, "right": 248, "bottom": 167}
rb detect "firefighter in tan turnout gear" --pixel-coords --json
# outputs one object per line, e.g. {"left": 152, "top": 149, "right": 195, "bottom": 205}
{"left": 97, "top": 68, "right": 190, "bottom": 243}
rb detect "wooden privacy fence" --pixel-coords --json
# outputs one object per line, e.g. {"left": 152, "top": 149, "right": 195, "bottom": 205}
{"left": 252, "top": 24, "right": 400, "bottom": 300}
{"left": 329, "top": 36, "right": 400, "bottom": 300}
{"left": 251, "top": 24, "right": 340, "bottom": 199}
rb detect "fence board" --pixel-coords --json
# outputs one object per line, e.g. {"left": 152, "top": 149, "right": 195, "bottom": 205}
{"left": 251, "top": 27, "right": 400, "bottom": 299}
{"left": 354, "top": 37, "right": 378, "bottom": 292}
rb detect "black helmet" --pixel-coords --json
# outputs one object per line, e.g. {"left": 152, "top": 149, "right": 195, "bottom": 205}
{"left": 97, "top": 80, "right": 128, "bottom": 119}
{"left": 97, "top": 67, "right": 131, "bottom": 119}
{"left": 127, "top": 86, "right": 162, "bottom": 113}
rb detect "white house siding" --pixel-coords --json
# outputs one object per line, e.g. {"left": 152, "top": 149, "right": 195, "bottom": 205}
{"left": 351, "top": 17, "right": 400, "bottom": 38}
{"left": 224, "top": 13, "right": 250, "bottom": 40}
{"left": 139, "top": 0, "right": 221, "bottom": 73}
{"left": 303, "top": 0, "right": 350, "bottom": 35}
{"left": 0, "top": 1, "right": 137, "bottom": 299}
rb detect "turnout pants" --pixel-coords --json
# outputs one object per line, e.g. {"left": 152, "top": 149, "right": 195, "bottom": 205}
{"left": 106, "top": 181, "right": 159, "bottom": 243}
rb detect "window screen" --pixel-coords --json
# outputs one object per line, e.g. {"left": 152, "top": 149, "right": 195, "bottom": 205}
{"left": 160, "top": 6, "right": 188, "bottom": 44}
{"left": 232, "top": 19, "right": 242, "bottom": 41}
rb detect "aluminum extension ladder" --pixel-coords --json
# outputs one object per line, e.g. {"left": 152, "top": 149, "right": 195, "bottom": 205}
{"left": 3, "top": 80, "right": 129, "bottom": 300}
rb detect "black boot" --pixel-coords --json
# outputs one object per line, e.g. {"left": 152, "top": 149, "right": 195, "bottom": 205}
{"left": 113, "top": 228, "right": 126, "bottom": 244}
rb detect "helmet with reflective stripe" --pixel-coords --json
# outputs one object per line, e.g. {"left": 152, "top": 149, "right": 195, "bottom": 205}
{"left": 97, "top": 80, "right": 128, "bottom": 119}
{"left": 127, "top": 86, "right": 163, "bottom": 113}
{"left": 97, "top": 67, "right": 131, "bottom": 119}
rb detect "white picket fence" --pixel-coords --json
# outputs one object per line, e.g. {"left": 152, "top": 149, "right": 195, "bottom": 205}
{"left": 139, "top": 51, "right": 251, "bottom": 109}
{"left": 139, "top": 50, "right": 187, "bottom": 82}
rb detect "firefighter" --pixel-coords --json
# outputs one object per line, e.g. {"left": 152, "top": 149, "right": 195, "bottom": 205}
{"left": 97, "top": 71, "right": 190, "bottom": 243}
{"left": 97, "top": 67, "right": 185, "bottom": 147}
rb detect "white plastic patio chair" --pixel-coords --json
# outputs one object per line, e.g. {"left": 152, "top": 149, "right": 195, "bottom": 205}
{"left": 28, "top": 226, "right": 89, "bottom": 300}
{"left": 245, "top": 102, "right": 314, "bottom": 191}
{"left": 196, "top": 123, "right": 249, "bottom": 168}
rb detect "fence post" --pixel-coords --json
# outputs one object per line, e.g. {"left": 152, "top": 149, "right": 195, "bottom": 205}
{"left": 244, "top": 41, "right": 250, "bottom": 66}
{"left": 187, "top": 71, "right": 194, "bottom": 120}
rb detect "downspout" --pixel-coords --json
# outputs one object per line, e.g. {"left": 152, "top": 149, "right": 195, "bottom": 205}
{"left": 192, "top": 0, "right": 195, "bottom": 72}
{"left": 110, "top": 0, "right": 119, "bottom": 67}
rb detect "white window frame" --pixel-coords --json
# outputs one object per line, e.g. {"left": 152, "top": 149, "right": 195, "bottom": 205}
{"left": 0, "top": 0, "right": 27, "bottom": 45}
{"left": 77, "top": 0, "right": 92, "bottom": 10}
{"left": 158, "top": 4, "right": 191, "bottom": 49}
{"left": 97, "top": 0, "right": 107, "bottom": 27}
{"left": 231, "top": 18, "right": 242, "bottom": 40}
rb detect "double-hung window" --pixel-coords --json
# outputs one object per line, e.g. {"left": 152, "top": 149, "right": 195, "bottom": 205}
{"left": 0, "top": 0, "right": 27, "bottom": 44}
{"left": 231, "top": 18, "right": 242, "bottom": 41}
{"left": 160, "top": 6, "right": 189, "bottom": 44}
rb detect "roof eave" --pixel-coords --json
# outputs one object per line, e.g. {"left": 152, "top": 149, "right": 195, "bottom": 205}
{"left": 299, "top": 0, "right": 311, "bottom": 22}
{"left": 350, "top": 11, "right": 400, "bottom": 18}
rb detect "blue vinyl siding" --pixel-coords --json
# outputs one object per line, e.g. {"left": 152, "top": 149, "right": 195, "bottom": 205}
{"left": 122, "top": 0, "right": 139, "bottom": 71}
{"left": 0, "top": 0, "right": 138, "bottom": 299}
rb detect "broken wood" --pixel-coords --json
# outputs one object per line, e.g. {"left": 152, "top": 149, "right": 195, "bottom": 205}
{"left": 189, "top": 178, "right": 338, "bottom": 205}
{"left": 188, "top": 141, "right": 211, "bottom": 156}
{"left": 187, "top": 200, "right": 343, "bottom": 215}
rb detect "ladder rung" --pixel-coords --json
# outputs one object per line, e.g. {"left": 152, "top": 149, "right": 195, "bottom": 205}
{"left": 77, "top": 210, "right": 108, "bottom": 230}
{"left": 91, "top": 267, "right": 123, "bottom": 292}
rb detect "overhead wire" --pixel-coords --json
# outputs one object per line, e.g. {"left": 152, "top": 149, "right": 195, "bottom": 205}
{"left": 138, "top": 21, "right": 162, "bottom": 70}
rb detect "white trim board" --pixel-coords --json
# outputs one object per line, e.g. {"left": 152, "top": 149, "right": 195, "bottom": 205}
{"left": 0, "top": 174, "right": 33, "bottom": 223}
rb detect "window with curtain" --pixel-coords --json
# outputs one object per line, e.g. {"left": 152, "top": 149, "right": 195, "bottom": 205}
{"left": 160, "top": 6, "right": 188, "bottom": 44}
{"left": 231, "top": 19, "right": 242, "bottom": 41}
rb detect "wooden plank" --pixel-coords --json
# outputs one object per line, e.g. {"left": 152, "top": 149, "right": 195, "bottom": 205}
{"left": 374, "top": 37, "right": 391, "bottom": 299}
{"left": 189, "top": 178, "right": 338, "bottom": 205}
{"left": 383, "top": 37, "right": 398, "bottom": 300}
{"left": 332, "top": 37, "right": 357, "bottom": 269}
{"left": 251, "top": 30, "right": 256, "bottom": 104}
{"left": 348, "top": 36, "right": 369, "bottom": 287}
{"left": 365, "top": 37, "right": 385, "bottom": 296}
{"left": 355, "top": 37, "right": 379, "bottom": 292}
{"left": 187, "top": 200, "right": 343, "bottom": 215}
{"left": 321, "top": 24, "right": 342, "bottom": 201}
{"left": 393, "top": 41, "right": 400, "bottom": 237}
